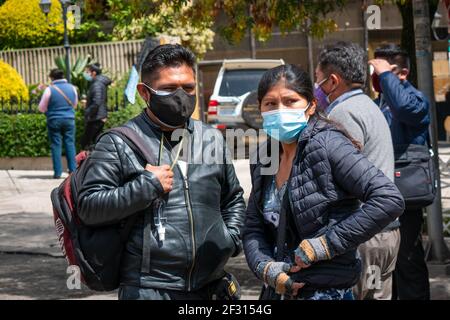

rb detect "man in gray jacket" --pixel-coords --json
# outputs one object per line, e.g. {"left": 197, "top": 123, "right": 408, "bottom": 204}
{"left": 315, "top": 41, "right": 401, "bottom": 300}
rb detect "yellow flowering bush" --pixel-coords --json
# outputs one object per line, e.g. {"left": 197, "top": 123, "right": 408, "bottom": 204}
{"left": 0, "top": 60, "right": 29, "bottom": 102}
{"left": 0, "top": 0, "right": 64, "bottom": 50}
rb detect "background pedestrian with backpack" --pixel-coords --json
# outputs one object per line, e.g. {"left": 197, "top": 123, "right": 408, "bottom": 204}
{"left": 38, "top": 69, "right": 78, "bottom": 179}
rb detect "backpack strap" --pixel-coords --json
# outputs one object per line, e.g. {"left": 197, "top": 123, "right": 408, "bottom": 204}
{"left": 107, "top": 126, "right": 157, "bottom": 165}
{"left": 50, "top": 85, "right": 76, "bottom": 109}
{"left": 102, "top": 126, "right": 159, "bottom": 275}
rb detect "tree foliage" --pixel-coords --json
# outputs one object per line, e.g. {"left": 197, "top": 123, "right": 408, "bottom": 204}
{"left": 159, "top": 0, "right": 348, "bottom": 43}
{"left": 106, "top": 0, "right": 349, "bottom": 57}
{"left": 108, "top": 0, "right": 215, "bottom": 58}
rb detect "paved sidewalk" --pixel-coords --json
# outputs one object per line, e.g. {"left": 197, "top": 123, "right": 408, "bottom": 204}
{"left": 0, "top": 161, "right": 258, "bottom": 300}
{"left": 0, "top": 158, "right": 449, "bottom": 300}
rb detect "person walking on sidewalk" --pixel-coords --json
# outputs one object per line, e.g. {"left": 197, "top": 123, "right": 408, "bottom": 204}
{"left": 38, "top": 69, "right": 78, "bottom": 179}
{"left": 77, "top": 44, "right": 245, "bottom": 300}
{"left": 371, "top": 43, "right": 431, "bottom": 300}
{"left": 243, "top": 64, "right": 404, "bottom": 300}
{"left": 81, "top": 63, "right": 111, "bottom": 150}
{"left": 314, "top": 41, "right": 400, "bottom": 300}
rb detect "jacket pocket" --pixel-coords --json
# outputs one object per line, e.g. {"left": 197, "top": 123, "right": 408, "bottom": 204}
{"left": 123, "top": 221, "right": 189, "bottom": 279}
{"left": 193, "top": 219, "right": 235, "bottom": 286}
{"left": 146, "top": 222, "right": 189, "bottom": 278}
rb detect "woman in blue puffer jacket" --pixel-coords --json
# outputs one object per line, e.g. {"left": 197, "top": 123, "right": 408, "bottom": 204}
{"left": 243, "top": 64, "right": 404, "bottom": 300}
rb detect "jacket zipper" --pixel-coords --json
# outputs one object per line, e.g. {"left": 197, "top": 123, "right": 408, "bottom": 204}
{"left": 163, "top": 132, "right": 196, "bottom": 291}
{"left": 182, "top": 174, "right": 196, "bottom": 291}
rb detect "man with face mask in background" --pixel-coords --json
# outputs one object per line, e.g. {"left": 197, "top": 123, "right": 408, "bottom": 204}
{"left": 81, "top": 63, "right": 111, "bottom": 150}
{"left": 315, "top": 42, "right": 401, "bottom": 300}
{"left": 370, "top": 43, "right": 430, "bottom": 300}
{"left": 77, "top": 44, "right": 245, "bottom": 300}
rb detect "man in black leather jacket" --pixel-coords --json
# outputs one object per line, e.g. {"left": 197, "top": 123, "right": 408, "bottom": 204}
{"left": 77, "top": 44, "right": 246, "bottom": 300}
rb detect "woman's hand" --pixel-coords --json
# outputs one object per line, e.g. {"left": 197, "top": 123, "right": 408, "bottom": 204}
{"left": 256, "top": 261, "right": 304, "bottom": 296}
{"left": 294, "top": 236, "right": 334, "bottom": 268}
{"left": 294, "top": 254, "right": 312, "bottom": 270}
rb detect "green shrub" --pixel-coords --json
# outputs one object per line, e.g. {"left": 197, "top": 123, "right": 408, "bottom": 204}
{"left": 104, "top": 103, "right": 142, "bottom": 131}
{"left": 0, "top": 0, "right": 64, "bottom": 50}
{"left": 0, "top": 103, "right": 143, "bottom": 157}
{"left": 0, "top": 112, "right": 49, "bottom": 157}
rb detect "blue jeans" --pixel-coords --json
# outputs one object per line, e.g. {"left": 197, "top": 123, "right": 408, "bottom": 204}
{"left": 47, "top": 118, "right": 76, "bottom": 177}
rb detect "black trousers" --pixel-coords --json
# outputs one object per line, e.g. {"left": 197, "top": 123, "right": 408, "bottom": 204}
{"left": 81, "top": 120, "right": 104, "bottom": 150}
{"left": 392, "top": 208, "right": 430, "bottom": 300}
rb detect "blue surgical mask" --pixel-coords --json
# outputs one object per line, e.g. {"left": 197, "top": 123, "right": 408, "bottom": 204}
{"left": 262, "top": 105, "right": 310, "bottom": 143}
{"left": 83, "top": 72, "right": 93, "bottom": 82}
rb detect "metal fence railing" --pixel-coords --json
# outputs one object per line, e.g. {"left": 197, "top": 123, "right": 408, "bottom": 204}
{"left": 0, "top": 40, "right": 144, "bottom": 85}
{"left": 0, "top": 98, "right": 40, "bottom": 114}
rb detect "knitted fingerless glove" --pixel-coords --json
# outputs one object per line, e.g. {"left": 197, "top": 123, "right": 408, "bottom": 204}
{"left": 294, "top": 235, "right": 334, "bottom": 265}
{"left": 255, "top": 261, "right": 295, "bottom": 295}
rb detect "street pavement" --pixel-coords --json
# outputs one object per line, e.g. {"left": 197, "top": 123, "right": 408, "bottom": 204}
{"left": 0, "top": 156, "right": 449, "bottom": 300}
{"left": 0, "top": 160, "right": 258, "bottom": 300}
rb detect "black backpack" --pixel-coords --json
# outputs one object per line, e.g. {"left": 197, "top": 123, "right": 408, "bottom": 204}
{"left": 51, "top": 126, "right": 156, "bottom": 291}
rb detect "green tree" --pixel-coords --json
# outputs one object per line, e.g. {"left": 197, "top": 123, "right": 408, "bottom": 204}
{"left": 160, "top": 0, "right": 349, "bottom": 43}
{"left": 104, "top": 0, "right": 349, "bottom": 58}
{"left": 82, "top": 0, "right": 109, "bottom": 20}
{"left": 107, "top": 0, "right": 215, "bottom": 58}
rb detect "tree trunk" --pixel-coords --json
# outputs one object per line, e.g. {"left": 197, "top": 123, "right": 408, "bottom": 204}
{"left": 396, "top": 0, "right": 439, "bottom": 87}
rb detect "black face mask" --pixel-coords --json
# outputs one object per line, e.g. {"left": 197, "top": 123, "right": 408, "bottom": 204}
{"left": 146, "top": 87, "right": 196, "bottom": 128}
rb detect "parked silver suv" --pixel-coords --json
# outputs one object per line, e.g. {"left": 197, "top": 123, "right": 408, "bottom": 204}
{"left": 207, "top": 59, "right": 284, "bottom": 130}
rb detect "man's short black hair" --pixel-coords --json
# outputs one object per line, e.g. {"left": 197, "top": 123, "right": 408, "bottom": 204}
{"left": 87, "top": 62, "right": 102, "bottom": 75}
{"left": 141, "top": 44, "right": 196, "bottom": 84}
{"left": 49, "top": 68, "right": 64, "bottom": 80}
{"left": 374, "top": 43, "right": 410, "bottom": 70}
{"left": 317, "top": 41, "right": 367, "bottom": 85}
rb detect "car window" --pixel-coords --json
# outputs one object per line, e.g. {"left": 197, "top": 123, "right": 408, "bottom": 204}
{"left": 218, "top": 69, "right": 267, "bottom": 97}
